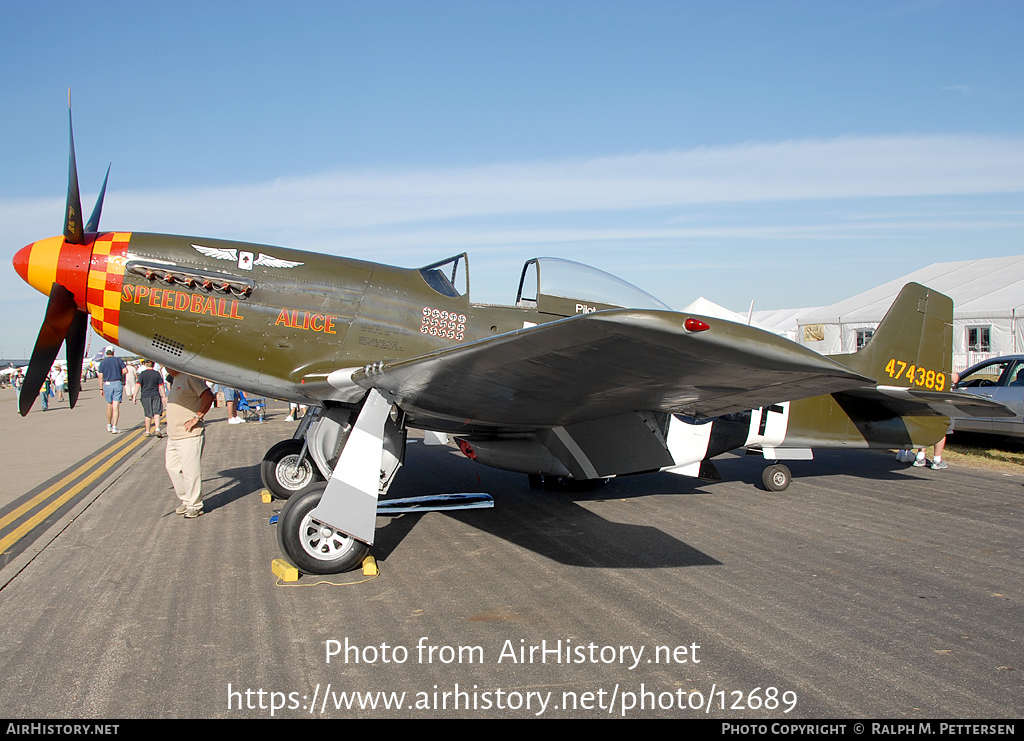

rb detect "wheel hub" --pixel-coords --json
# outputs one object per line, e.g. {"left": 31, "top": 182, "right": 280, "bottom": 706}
{"left": 277, "top": 454, "right": 314, "bottom": 490}
{"left": 299, "top": 512, "right": 355, "bottom": 561}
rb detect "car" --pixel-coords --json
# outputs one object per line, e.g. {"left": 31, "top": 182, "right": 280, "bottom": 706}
{"left": 953, "top": 355, "right": 1024, "bottom": 437}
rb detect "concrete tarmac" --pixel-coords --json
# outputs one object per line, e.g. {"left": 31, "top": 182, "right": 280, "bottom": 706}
{"left": 0, "top": 401, "right": 1020, "bottom": 719}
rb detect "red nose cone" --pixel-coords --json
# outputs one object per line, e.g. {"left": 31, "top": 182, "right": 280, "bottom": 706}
{"left": 12, "top": 243, "right": 32, "bottom": 283}
{"left": 12, "top": 235, "right": 93, "bottom": 307}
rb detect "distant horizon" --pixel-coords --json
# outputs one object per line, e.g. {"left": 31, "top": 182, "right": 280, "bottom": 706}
{"left": 1, "top": 348, "right": 136, "bottom": 367}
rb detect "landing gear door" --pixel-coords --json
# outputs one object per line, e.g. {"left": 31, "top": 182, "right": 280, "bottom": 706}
{"left": 744, "top": 402, "right": 791, "bottom": 449}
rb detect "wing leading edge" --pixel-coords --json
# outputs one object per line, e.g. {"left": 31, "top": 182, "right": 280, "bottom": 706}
{"left": 350, "top": 309, "right": 874, "bottom": 432}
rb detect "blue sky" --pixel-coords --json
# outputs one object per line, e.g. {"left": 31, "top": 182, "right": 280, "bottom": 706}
{"left": 2, "top": 1, "right": 1023, "bottom": 358}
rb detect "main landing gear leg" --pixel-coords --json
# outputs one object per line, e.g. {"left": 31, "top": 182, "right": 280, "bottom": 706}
{"left": 276, "top": 389, "right": 394, "bottom": 574}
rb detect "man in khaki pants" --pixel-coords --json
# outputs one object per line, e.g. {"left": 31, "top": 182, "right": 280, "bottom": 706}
{"left": 164, "top": 369, "right": 216, "bottom": 518}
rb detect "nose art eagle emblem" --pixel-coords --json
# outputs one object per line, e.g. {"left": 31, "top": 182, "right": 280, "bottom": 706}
{"left": 192, "top": 244, "right": 304, "bottom": 270}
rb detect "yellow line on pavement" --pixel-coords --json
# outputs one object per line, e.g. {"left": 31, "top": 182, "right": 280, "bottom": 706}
{"left": 0, "top": 429, "right": 144, "bottom": 531}
{"left": 0, "top": 429, "right": 150, "bottom": 555}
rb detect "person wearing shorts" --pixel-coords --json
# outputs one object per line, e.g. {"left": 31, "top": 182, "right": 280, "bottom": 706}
{"left": 134, "top": 360, "right": 168, "bottom": 437}
{"left": 53, "top": 365, "right": 66, "bottom": 403}
{"left": 97, "top": 347, "right": 127, "bottom": 433}
{"left": 224, "top": 387, "right": 246, "bottom": 424}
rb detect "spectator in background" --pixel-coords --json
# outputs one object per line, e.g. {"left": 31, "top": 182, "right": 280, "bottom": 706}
{"left": 134, "top": 360, "right": 168, "bottom": 438}
{"left": 97, "top": 347, "right": 127, "bottom": 433}
{"left": 125, "top": 362, "right": 138, "bottom": 402}
{"left": 898, "top": 372, "right": 959, "bottom": 470}
{"left": 53, "top": 365, "right": 67, "bottom": 403}
{"left": 13, "top": 370, "right": 23, "bottom": 411}
{"left": 225, "top": 387, "right": 247, "bottom": 425}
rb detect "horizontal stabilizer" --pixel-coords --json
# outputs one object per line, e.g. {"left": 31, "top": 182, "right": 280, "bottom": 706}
{"left": 835, "top": 385, "right": 1016, "bottom": 419}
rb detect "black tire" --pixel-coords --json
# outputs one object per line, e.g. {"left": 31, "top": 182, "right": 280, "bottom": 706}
{"left": 761, "top": 464, "right": 791, "bottom": 492}
{"left": 541, "top": 476, "right": 608, "bottom": 492}
{"left": 542, "top": 476, "right": 570, "bottom": 491}
{"left": 276, "top": 483, "right": 370, "bottom": 574}
{"left": 261, "top": 439, "right": 323, "bottom": 500}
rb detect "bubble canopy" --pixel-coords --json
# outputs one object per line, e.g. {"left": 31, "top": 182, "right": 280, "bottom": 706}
{"left": 516, "top": 257, "right": 672, "bottom": 311}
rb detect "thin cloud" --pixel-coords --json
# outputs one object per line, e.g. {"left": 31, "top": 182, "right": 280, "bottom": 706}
{"left": 79, "top": 133, "right": 1024, "bottom": 238}
{"left": 5, "top": 134, "right": 1023, "bottom": 245}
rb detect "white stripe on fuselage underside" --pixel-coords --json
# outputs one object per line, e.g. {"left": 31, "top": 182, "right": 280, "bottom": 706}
{"left": 552, "top": 426, "right": 600, "bottom": 479}
{"left": 662, "top": 416, "right": 713, "bottom": 477}
{"left": 744, "top": 402, "right": 790, "bottom": 449}
{"left": 662, "top": 402, "right": 796, "bottom": 478}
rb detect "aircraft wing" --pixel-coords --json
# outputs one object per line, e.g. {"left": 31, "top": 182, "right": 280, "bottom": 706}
{"left": 349, "top": 309, "right": 874, "bottom": 431}
{"left": 834, "top": 386, "right": 1018, "bottom": 418}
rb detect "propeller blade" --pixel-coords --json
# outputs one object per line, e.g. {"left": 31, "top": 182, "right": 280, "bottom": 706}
{"left": 65, "top": 311, "right": 88, "bottom": 409}
{"left": 20, "top": 283, "right": 78, "bottom": 416}
{"left": 64, "top": 95, "right": 85, "bottom": 245}
{"left": 84, "top": 163, "right": 110, "bottom": 234}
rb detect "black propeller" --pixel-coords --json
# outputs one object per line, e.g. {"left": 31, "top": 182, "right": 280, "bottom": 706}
{"left": 85, "top": 164, "right": 110, "bottom": 234}
{"left": 20, "top": 284, "right": 80, "bottom": 417}
{"left": 19, "top": 95, "right": 109, "bottom": 416}
{"left": 65, "top": 311, "right": 89, "bottom": 409}
{"left": 64, "top": 102, "right": 85, "bottom": 246}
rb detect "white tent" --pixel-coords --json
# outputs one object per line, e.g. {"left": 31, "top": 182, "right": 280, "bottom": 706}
{"left": 682, "top": 296, "right": 775, "bottom": 332}
{"left": 751, "top": 306, "right": 824, "bottom": 343}
{"left": 795, "top": 256, "right": 1024, "bottom": 371}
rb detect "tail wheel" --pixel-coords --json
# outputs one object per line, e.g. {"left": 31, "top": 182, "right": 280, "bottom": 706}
{"left": 538, "top": 476, "right": 609, "bottom": 492}
{"left": 261, "top": 439, "right": 323, "bottom": 500}
{"left": 276, "top": 483, "right": 370, "bottom": 574}
{"left": 761, "top": 464, "right": 791, "bottom": 492}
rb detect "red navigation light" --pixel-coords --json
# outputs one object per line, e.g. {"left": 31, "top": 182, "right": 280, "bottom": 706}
{"left": 684, "top": 317, "right": 710, "bottom": 332}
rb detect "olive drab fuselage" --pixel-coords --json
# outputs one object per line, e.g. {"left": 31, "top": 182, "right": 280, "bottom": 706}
{"left": 14, "top": 228, "right": 981, "bottom": 466}
{"left": 54, "top": 232, "right": 569, "bottom": 406}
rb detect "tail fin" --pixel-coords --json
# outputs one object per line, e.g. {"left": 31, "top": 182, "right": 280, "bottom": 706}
{"left": 835, "top": 283, "right": 953, "bottom": 388}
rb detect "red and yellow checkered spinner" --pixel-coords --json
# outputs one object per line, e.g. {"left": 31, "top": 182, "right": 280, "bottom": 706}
{"left": 13, "top": 232, "right": 131, "bottom": 346}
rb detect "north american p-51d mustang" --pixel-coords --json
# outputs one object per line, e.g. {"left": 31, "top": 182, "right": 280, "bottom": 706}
{"left": 13, "top": 109, "right": 1012, "bottom": 573}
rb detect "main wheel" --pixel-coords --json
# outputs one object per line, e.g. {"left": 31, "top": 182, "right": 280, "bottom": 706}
{"left": 261, "top": 439, "right": 323, "bottom": 500}
{"left": 276, "top": 483, "right": 370, "bottom": 574}
{"left": 761, "top": 464, "right": 791, "bottom": 492}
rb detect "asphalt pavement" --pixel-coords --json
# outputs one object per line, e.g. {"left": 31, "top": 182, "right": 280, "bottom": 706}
{"left": 0, "top": 398, "right": 1020, "bottom": 719}
{"left": 0, "top": 384, "right": 149, "bottom": 509}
